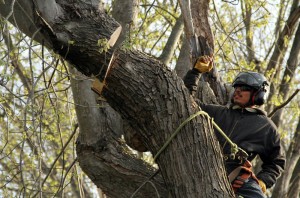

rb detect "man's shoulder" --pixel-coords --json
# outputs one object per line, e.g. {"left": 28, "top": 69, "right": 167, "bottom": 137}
{"left": 254, "top": 111, "right": 278, "bottom": 131}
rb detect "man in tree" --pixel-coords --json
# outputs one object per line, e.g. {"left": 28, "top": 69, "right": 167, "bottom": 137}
{"left": 183, "top": 56, "right": 286, "bottom": 198}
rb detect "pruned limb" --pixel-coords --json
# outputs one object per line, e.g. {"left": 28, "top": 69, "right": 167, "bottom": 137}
{"left": 0, "top": 0, "right": 122, "bottom": 77}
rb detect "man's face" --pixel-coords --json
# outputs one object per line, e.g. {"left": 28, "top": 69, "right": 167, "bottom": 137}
{"left": 233, "top": 86, "right": 253, "bottom": 107}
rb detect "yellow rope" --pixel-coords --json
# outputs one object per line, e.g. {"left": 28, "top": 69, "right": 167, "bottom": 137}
{"left": 153, "top": 110, "right": 248, "bottom": 161}
{"left": 131, "top": 110, "right": 248, "bottom": 198}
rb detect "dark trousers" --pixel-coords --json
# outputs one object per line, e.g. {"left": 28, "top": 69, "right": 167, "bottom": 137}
{"left": 235, "top": 178, "right": 266, "bottom": 198}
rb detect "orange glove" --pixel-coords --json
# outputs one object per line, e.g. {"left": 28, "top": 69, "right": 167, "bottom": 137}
{"left": 194, "top": 55, "right": 213, "bottom": 73}
{"left": 258, "top": 179, "right": 266, "bottom": 193}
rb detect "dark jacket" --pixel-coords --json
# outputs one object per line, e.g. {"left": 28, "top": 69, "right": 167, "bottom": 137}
{"left": 184, "top": 69, "right": 286, "bottom": 188}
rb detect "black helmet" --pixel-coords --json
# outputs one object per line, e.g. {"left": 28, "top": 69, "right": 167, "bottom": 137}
{"left": 232, "top": 72, "right": 269, "bottom": 105}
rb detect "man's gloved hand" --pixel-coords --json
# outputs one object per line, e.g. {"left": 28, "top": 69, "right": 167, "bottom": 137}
{"left": 194, "top": 55, "right": 213, "bottom": 73}
{"left": 258, "top": 179, "right": 266, "bottom": 193}
{"left": 232, "top": 177, "right": 246, "bottom": 189}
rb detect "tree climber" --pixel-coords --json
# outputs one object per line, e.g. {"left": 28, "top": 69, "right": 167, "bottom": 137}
{"left": 183, "top": 56, "right": 286, "bottom": 198}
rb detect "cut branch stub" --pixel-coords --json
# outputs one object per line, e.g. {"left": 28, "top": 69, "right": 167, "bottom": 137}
{"left": 1, "top": 0, "right": 122, "bottom": 78}
{"left": 47, "top": 14, "right": 122, "bottom": 78}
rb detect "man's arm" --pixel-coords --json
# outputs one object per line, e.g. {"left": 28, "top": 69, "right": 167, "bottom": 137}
{"left": 183, "top": 68, "right": 201, "bottom": 96}
{"left": 257, "top": 129, "right": 286, "bottom": 188}
{"left": 183, "top": 55, "right": 213, "bottom": 96}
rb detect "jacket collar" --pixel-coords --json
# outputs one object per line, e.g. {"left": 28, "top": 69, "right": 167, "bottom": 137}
{"left": 231, "top": 105, "right": 267, "bottom": 115}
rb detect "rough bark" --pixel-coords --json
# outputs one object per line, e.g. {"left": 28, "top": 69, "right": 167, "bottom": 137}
{"left": 190, "top": 0, "right": 214, "bottom": 49}
{"left": 112, "top": 0, "right": 152, "bottom": 153}
{"left": 0, "top": 0, "right": 121, "bottom": 77}
{"left": 70, "top": 68, "right": 168, "bottom": 198}
{"left": 179, "top": 0, "right": 227, "bottom": 104}
{"left": 0, "top": 0, "right": 235, "bottom": 197}
{"left": 190, "top": 0, "right": 227, "bottom": 105}
{"left": 102, "top": 49, "right": 234, "bottom": 197}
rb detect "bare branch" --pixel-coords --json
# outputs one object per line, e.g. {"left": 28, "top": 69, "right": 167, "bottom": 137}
{"left": 268, "top": 89, "right": 299, "bottom": 117}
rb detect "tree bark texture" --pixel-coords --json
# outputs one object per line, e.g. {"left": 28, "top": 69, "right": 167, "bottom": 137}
{"left": 191, "top": 0, "right": 226, "bottom": 105}
{"left": 111, "top": 0, "right": 148, "bottom": 152}
{"left": 102, "top": 49, "right": 234, "bottom": 197}
{"left": 0, "top": 1, "right": 235, "bottom": 197}
{"left": 70, "top": 68, "right": 168, "bottom": 198}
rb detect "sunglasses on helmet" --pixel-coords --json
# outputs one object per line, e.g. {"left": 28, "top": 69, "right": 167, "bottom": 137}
{"left": 234, "top": 85, "right": 253, "bottom": 92}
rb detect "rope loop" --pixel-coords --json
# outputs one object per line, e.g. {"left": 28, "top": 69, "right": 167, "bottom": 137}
{"left": 131, "top": 110, "right": 249, "bottom": 198}
{"left": 154, "top": 110, "right": 248, "bottom": 161}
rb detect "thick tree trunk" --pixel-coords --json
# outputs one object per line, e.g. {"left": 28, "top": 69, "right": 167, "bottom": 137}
{"left": 70, "top": 68, "right": 168, "bottom": 198}
{"left": 0, "top": 1, "right": 234, "bottom": 197}
{"left": 102, "top": 49, "right": 234, "bottom": 197}
{"left": 111, "top": 0, "right": 148, "bottom": 152}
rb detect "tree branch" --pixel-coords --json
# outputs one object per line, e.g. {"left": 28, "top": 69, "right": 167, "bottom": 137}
{"left": 268, "top": 89, "right": 299, "bottom": 117}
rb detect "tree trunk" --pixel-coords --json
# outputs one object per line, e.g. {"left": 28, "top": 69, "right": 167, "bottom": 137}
{"left": 70, "top": 67, "right": 168, "bottom": 198}
{"left": 286, "top": 160, "right": 300, "bottom": 198}
{"left": 0, "top": 1, "right": 234, "bottom": 197}
{"left": 102, "top": 49, "right": 234, "bottom": 197}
